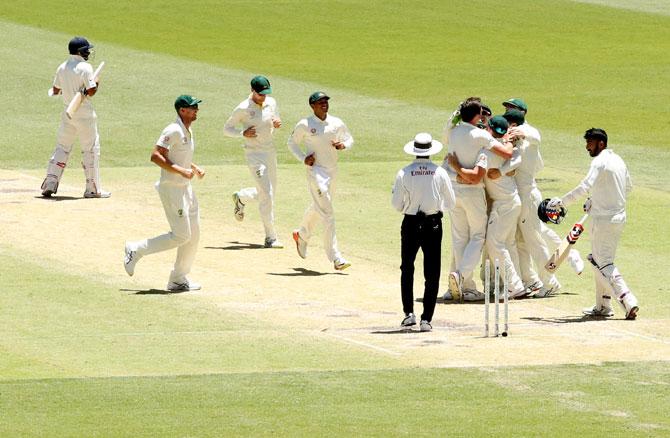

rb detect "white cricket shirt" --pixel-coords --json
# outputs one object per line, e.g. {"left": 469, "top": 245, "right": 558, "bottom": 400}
{"left": 513, "top": 122, "right": 543, "bottom": 192}
{"left": 53, "top": 55, "right": 97, "bottom": 114}
{"left": 223, "top": 95, "right": 279, "bottom": 151}
{"left": 392, "top": 159, "right": 456, "bottom": 215}
{"left": 444, "top": 122, "right": 499, "bottom": 188}
{"left": 562, "top": 149, "right": 632, "bottom": 220}
{"left": 156, "top": 117, "right": 195, "bottom": 187}
{"left": 288, "top": 114, "right": 353, "bottom": 170}
{"left": 485, "top": 146, "right": 521, "bottom": 201}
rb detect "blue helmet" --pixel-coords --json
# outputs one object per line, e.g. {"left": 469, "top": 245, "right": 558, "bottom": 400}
{"left": 68, "top": 37, "right": 93, "bottom": 59}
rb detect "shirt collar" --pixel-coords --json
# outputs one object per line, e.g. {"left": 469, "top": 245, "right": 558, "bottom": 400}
{"left": 414, "top": 158, "right": 432, "bottom": 163}
{"left": 175, "top": 117, "right": 192, "bottom": 137}
{"left": 69, "top": 54, "right": 86, "bottom": 62}
{"left": 248, "top": 94, "right": 266, "bottom": 108}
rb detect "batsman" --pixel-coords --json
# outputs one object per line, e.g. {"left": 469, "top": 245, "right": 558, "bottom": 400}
{"left": 41, "top": 36, "right": 110, "bottom": 198}
{"left": 548, "top": 128, "right": 639, "bottom": 320}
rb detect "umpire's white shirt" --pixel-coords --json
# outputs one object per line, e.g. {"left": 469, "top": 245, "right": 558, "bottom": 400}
{"left": 53, "top": 55, "right": 97, "bottom": 115}
{"left": 156, "top": 117, "right": 194, "bottom": 187}
{"left": 288, "top": 114, "right": 353, "bottom": 171}
{"left": 392, "top": 159, "right": 455, "bottom": 215}
{"left": 223, "top": 95, "right": 279, "bottom": 151}
{"left": 444, "top": 122, "right": 499, "bottom": 188}
{"left": 562, "top": 149, "right": 632, "bottom": 221}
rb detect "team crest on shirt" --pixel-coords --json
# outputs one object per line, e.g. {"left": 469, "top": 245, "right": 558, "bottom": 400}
{"left": 310, "top": 128, "right": 317, "bottom": 134}
{"left": 177, "top": 208, "right": 184, "bottom": 217}
{"left": 250, "top": 111, "right": 256, "bottom": 117}
{"left": 182, "top": 137, "right": 188, "bottom": 144}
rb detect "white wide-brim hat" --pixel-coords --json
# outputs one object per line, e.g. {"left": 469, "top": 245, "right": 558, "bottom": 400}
{"left": 403, "top": 132, "right": 443, "bottom": 156}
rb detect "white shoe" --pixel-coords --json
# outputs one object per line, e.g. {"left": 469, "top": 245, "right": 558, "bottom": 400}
{"left": 264, "top": 238, "right": 284, "bottom": 249}
{"left": 292, "top": 230, "right": 307, "bottom": 259}
{"left": 401, "top": 313, "right": 416, "bottom": 327}
{"left": 334, "top": 258, "right": 351, "bottom": 271}
{"left": 123, "top": 242, "right": 140, "bottom": 276}
{"left": 166, "top": 280, "right": 202, "bottom": 291}
{"left": 84, "top": 190, "right": 111, "bottom": 198}
{"left": 419, "top": 320, "right": 432, "bottom": 332}
{"left": 41, "top": 178, "right": 58, "bottom": 197}
{"left": 619, "top": 292, "right": 639, "bottom": 320}
{"left": 568, "top": 249, "right": 585, "bottom": 275}
{"left": 582, "top": 305, "right": 614, "bottom": 317}
{"left": 462, "top": 289, "right": 485, "bottom": 302}
{"left": 442, "top": 290, "right": 454, "bottom": 301}
{"left": 534, "top": 282, "right": 561, "bottom": 298}
{"left": 232, "top": 192, "right": 245, "bottom": 222}
{"left": 448, "top": 271, "right": 462, "bottom": 303}
{"left": 524, "top": 281, "right": 543, "bottom": 296}
{"left": 508, "top": 287, "right": 528, "bottom": 299}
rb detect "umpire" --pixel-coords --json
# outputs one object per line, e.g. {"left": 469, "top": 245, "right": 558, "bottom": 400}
{"left": 391, "top": 133, "right": 456, "bottom": 332}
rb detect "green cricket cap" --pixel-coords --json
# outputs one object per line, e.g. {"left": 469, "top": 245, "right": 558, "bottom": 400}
{"left": 502, "top": 98, "right": 528, "bottom": 112}
{"left": 251, "top": 75, "right": 272, "bottom": 95}
{"left": 174, "top": 95, "right": 202, "bottom": 111}
{"left": 309, "top": 91, "right": 330, "bottom": 105}
{"left": 488, "top": 115, "right": 509, "bottom": 135}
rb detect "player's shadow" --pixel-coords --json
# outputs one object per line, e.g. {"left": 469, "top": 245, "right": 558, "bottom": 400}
{"left": 522, "top": 315, "right": 600, "bottom": 324}
{"left": 120, "top": 288, "right": 190, "bottom": 295}
{"left": 268, "top": 268, "right": 345, "bottom": 277}
{"left": 35, "top": 195, "right": 81, "bottom": 201}
{"left": 370, "top": 328, "right": 421, "bottom": 334}
{"left": 205, "top": 241, "right": 264, "bottom": 250}
{"left": 417, "top": 297, "right": 481, "bottom": 305}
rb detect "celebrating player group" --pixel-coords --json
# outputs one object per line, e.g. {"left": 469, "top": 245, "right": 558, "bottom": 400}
{"left": 44, "top": 36, "right": 639, "bottom": 330}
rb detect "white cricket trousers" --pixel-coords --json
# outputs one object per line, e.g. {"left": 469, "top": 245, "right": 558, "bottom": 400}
{"left": 298, "top": 166, "right": 342, "bottom": 263}
{"left": 44, "top": 110, "right": 102, "bottom": 192}
{"left": 486, "top": 197, "right": 524, "bottom": 293}
{"left": 134, "top": 183, "right": 200, "bottom": 283}
{"left": 516, "top": 187, "right": 559, "bottom": 288}
{"left": 449, "top": 186, "right": 487, "bottom": 291}
{"left": 237, "top": 150, "right": 278, "bottom": 240}
{"left": 589, "top": 217, "right": 636, "bottom": 306}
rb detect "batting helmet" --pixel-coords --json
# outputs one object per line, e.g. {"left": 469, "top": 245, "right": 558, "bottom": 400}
{"left": 538, "top": 198, "right": 567, "bottom": 225}
{"left": 68, "top": 37, "right": 93, "bottom": 59}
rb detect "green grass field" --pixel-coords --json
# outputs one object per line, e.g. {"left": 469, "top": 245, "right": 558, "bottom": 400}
{"left": 1, "top": 1, "right": 669, "bottom": 436}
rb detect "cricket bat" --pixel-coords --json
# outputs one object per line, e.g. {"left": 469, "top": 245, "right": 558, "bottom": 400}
{"left": 545, "top": 213, "right": 589, "bottom": 273}
{"left": 65, "top": 61, "right": 105, "bottom": 119}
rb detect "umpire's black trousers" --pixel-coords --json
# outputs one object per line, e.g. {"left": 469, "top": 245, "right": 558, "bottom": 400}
{"left": 400, "top": 212, "right": 443, "bottom": 322}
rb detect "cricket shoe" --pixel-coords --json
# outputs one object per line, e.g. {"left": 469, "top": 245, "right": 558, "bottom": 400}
{"left": 533, "top": 282, "right": 561, "bottom": 298}
{"left": 582, "top": 305, "right": 614, "bottom": 317}
{"left": 441, "top": 290, "right": 454, "bottom": 301}
{"left": 232, "top": 192, "right": 245, "bottom": 222}
{"left": 84, "top": 190, "right": 111, "bottom": 198}
{"left": 166, "top": 279, "right": 202, "bottom": 292}
{"left": 419, "top": 320, "right": 433, "bottom": 332}
{"left": 524, "top": 281, "right": 543, "bottom": 296}
{"left": 264, "top": 237, "right": 284, "bottom": 249}
{"left": 41, "top": 178, "right": 58, "bottom": 197}
{"left": 448, "top": 271, "right": 463, "bottom": 303}
{"left": 462, "top": 289, "right": 485, "bottom": 302}
{"left": 123, "top": 242, "right": 140, "bottom": 276}
{"left": 292, "top": 230, "right": 307, "bottom": 259}
{"left": 619, "top": 292, "right": 639, "bottom": 320}
{"left": 334, "top": 258, "right": 351, "bottom": 271}
{"left": 508, "top": 287, "right": 529, "bottom": 299}
{"left": 568, "top": 249, "right": 585, "bottom": 275}
{"left": 401, "top": 313, "right": 416, "bottom": 328}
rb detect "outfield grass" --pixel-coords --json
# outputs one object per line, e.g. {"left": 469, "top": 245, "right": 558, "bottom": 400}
{"left": 1, "top": 1, "right": 669, "bottom": 436}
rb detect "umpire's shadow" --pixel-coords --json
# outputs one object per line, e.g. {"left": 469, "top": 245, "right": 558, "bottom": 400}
{"left": 120, "top": 288, "right": 190, "bottom": 295}
{"left": 268, "top": 268, "right": 346, "bottom": 277}
{"left": 205, "top": 241, "right": 264, "bottom": 250}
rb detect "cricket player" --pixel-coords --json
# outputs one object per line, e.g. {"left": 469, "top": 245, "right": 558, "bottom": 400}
{"left": 482, "top": 116, "right": 526, "bottom": 297}
{"left": 224, "top": 75, "right": 283, "bottom": 248}
{"left": 392, "top": 133, "right": 455, "bottom": 332}
{"left": 124, "top": 95, "right": 205, "bottom": 291}
{"left": 288, "top": 91, "right": 353, "bottom": 271}
{"left": 502, "top": 101, "right": 583, "bottom": 297}
{"left": 41, "top": 36, "right": 110, "bottom": 198}
{"left": 443, "top": 100, "right": 513, "bottom": 301}
{"left": 551, "top": 128, "right": 639, "bottom": 319}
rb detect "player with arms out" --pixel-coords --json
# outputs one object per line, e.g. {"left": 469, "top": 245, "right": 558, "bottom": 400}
{"left": 288, "top": 92, "right": 353, "bottom": 271}
{"left": 124, "top": 95, "right": 205, "bottom": 292}
{"left": 41, "top": 36, "right": 110, "bottom": 198}
{"left": 224, "top": 75, "right": 283, "bottom": 248}
{"left": 549, "top": 128, "right": 639, "bottom": 319}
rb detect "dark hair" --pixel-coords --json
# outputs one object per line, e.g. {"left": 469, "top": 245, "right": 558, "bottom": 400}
{"left": 584, "top": 128, "right": 608, "bottom": 145}
{"left": 460, "top": 100, "right": 483, "bottom": 123}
